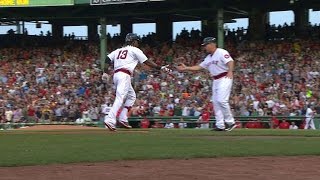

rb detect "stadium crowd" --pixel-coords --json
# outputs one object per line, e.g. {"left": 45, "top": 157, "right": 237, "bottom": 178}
{"left": 0, "top": 23, "right": 319, "bottom": 129}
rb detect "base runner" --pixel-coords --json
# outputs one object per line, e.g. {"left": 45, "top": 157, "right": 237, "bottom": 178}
{"left": 103, "top": 33, "right": 172, "bottom": 131}
{"left": 177, "top": 37, "right": 236, "bottom": 131}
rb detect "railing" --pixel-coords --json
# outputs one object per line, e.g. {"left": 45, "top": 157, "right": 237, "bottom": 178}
{"left": 0, "top": 116, "right": 318, "bottom": 130}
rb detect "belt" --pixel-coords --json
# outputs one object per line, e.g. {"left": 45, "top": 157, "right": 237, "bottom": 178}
{"left": 114, "top": 68, "right": 132, "bottom": 76}
{"left": 212, "top": 72, "right": 228, "bottom": 80}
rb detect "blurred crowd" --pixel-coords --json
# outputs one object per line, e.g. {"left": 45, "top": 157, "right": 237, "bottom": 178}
{"left": 0, "top": 24, "right": 319, "bottom": 130}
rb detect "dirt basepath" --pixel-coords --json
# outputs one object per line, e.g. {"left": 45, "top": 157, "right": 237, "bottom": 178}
{"left": 1, "top": 156, "right": 319, "bottom": 180}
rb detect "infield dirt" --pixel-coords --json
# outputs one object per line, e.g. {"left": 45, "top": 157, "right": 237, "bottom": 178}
{"left": 0, "top": 156, "right": 319, "bottom": 180}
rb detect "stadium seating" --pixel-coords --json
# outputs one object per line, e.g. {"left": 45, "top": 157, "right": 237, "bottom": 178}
{"left": 0, "top": 24, "right": 319, "bottom": 129}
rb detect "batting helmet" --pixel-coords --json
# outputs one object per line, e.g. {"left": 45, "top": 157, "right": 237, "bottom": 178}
{"left": 201, "top": 37, "right": 217, "bottom": 46}
{"left": 125, "top": 33, "right": 140, "bottom": 43}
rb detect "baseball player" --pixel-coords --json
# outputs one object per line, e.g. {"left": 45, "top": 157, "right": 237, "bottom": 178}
{"left": 177, "top": 37, "right": 236, "bottom": 131}
{"left": 304, "top": 105, "right": 316, "bottom": 130}
{"left": 103, "top": 33, "right": 172, "bottom": 132}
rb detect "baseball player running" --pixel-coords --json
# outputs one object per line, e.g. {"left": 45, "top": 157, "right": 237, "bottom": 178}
{"left": 103, "top": 33, "right": 172, "bottom": 132}
{"left": 177, "top": 37, "right": 236, "bottom": 131}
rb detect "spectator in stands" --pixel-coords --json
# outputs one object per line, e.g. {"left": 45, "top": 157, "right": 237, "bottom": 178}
{"left": 1, "top": 26, "right": 320, "bottom": 129}
{"left": 12, "top": 107, "right": 22, "bottom": 123}
{"left": 245, "top": 120, "right": 257, "bottom": 129}
{"left": 271, "top": 116, "right": 280, "bottom": 129}
{"left": 5, "top": 107, "right": 13, "bottom": 123}
{"left": 151, "top": 120, "right": 164, "bottom": 128}
{"left": 178, "top": 117, "right": 187, "bottom": 129}
{"left": 140, "top": 117, "right": 150, "bottom": 129}
{"left": 197, "top": 108, "right": 210, "bottom": 129}
{"left": 289, "top": 122, "right": 299, "bottom": 130}
{"left": 279, "top": 119, "right": 290, "bottom": 129}
{"left": 164, "top": 120, "right": 174, "bottom": 129}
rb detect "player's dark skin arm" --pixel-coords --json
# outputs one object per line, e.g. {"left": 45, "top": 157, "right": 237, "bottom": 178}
{"left": 105, "top": 56, "right": 112, "bottom": 66}
{"left": 144, "top": 59, "right": 162, "bottom": 70}
{"left": 104, "top": 56, "right": 113, "bottom": 72}
{"left": 105, "top": 56, "right": 168, "bottom": 72}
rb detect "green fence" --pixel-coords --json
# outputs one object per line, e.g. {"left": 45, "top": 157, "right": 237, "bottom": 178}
{"left": 1, "top": 116, "right": 319, "bottom": 130}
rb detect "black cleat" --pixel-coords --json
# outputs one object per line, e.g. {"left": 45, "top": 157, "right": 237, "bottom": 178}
{"left": 211, "top": 128, "right": 225, "bottom": 131}
{"left": 119, "top": 121, "right": 132, "bottom": 129}
{"left": 225, "top": 124, "right": 237, "bottom": 132}
{"left": 104, "top": 122, "right": 117, "bottom": 132}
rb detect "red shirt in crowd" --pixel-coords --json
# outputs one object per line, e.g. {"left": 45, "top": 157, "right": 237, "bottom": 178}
{"left": 201, "top": 111, "right": 210, "bottom": 122}
{"left": 152, "top": 82, "right": 160, "bottom": 91}
{"left": 140, "top": 118, "right": 150, "bottom": 128}
{"left": 168, "top": 109, "right": 174, "bottom": 116}
{"left": 27, "top": 106, "right": 35, "bottom": 116}
{"left": 159, "top": 109, "right": 165, "bottom": 116}
{"left": 235, "top": 121, "right": 242, "bottom": 128}
{"left": 279, "top": 121, "right": 290, "bottom": 129}
{"left": 245, "top": 122, "right": 256, "bottom": 128}
{"left": 272, "top": 117, "right": 280, "bottom": 128}
{"left": 245, "top": 121, "right": 263, "bottom": 129}
{"left": 39, "top": 89, "right": 47, "bottom": 97}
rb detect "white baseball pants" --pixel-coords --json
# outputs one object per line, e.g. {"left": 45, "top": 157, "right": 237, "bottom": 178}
{"left": 104, "top": 72, "right": 136, "bottom": 127}
{"left": 304, "top": 118, "right": 316, "bottom": 130}
{"left": 212, "top": 77, "right": 235, "bottom": 129}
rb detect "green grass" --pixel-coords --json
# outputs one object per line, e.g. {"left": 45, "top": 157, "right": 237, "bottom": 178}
{"left": 1, "top": 129, "right": 320, "bottom": 167}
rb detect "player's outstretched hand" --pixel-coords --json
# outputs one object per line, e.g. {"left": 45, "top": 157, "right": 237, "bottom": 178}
{"left": 177, "top": 63, "right": 187, "bottom": 71}
{"left": 161, "top": 65, "right": 173, "bottom": 73}
{"left": 102, "top": 73, "right": 109, "bottom": 81}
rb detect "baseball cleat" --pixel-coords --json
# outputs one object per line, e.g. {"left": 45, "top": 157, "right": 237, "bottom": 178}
{"left": 225, "top": 124, "right": 237, "bottom": 132}
{"left": 211, "top": 128, "right": 225, "bottom": 131}
{"left": 119, "top": 121, "right": 132, "bottom": 129}
{"left": 104, "top": 122, "right": 117, "bottom": 132}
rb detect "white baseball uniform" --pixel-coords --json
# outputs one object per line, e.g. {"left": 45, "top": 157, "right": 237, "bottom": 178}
{"left": 199, "top": 48, "right": 235, "bottom": 129}
{"left": 101, "top": 103, "right": 112, "bottom": 116}
{"left": 305, "top": 107, "right": 315, "bottom": 130}
{"left": 104, "top": 45, "right": 148, "bottom": 127}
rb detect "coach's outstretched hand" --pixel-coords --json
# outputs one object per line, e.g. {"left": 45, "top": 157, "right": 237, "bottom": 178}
{"left": 177, "top": 63, "right": 187, "bottom": 71}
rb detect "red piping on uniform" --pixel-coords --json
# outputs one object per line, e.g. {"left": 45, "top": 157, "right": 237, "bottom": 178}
{"left": 114, "top": 68, "right": 132, "bottom": 76}
{"left": 124, "top": 106, "right": 132, "bottom": 111}
{"left": 212, "top": 72, "right": 228, "bottom": 80}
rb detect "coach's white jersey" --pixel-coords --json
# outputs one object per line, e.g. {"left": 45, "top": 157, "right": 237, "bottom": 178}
{"left": 108, "top": 45, "right": 148, "bottom": 73}
{"left": 199, "top": 48, "right": 233, "bottom": 76}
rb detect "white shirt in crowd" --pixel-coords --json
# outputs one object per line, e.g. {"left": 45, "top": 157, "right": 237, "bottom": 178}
{"left": 164, "top": 122, "right": 174, "bottom": 129}
{"left": 257, "top": 108, "right": 264, "bottom": 116}
{"left": 289, "top": 125, "right": 298, "bottom": 130}
{"left": 153, "top": 106, "right": 161, "bottom": 115}
{"left": 182, "top": 107, "right": 190, "bottom": 116}
{"left": 266, "top": 100, "right": 275, "bottom": 108}
{"left": 5, "top": 110, "right": 13, "bottom": 121}
{"left": 253, "top": 100, "right": 259, "bottom": 110}
{"left": 178, "top": 122, "right": 187, "bottom": 129}
{"left": 194, "top": 110, "right": 201, "bottom": 117}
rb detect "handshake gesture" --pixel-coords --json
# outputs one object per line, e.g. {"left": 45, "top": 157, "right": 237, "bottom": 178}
{"left": 161, "top": 65, "right": 172, "bottom": 73}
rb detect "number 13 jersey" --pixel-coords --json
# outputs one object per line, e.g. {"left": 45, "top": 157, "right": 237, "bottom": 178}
{"left": 107, "top": 45, "right": 148, "bottom": 73}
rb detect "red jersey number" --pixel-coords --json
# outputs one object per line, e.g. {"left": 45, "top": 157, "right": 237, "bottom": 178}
{"left": 117, "top": 50, "right": 128, "bottom": 60}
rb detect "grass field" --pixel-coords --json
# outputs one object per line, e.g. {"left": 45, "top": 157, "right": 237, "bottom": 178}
{"left": 1, "top": 129, "right": 320, "bottom": 167}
